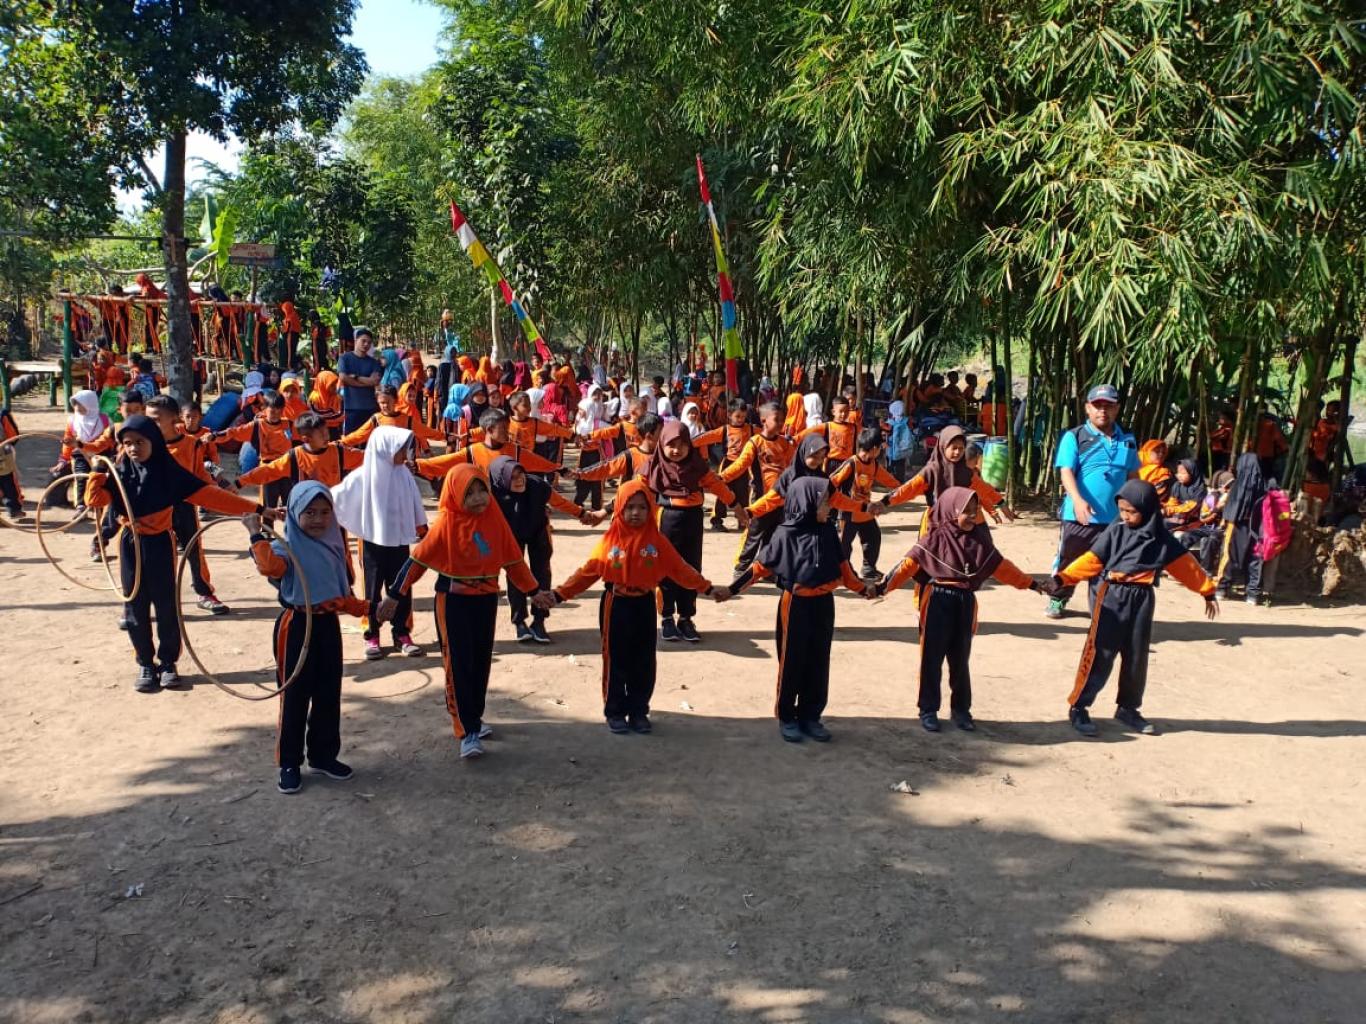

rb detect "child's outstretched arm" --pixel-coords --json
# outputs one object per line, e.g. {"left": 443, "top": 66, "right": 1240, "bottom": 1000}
{"left": 1054, "top": 551, "right": 1104, "bottom": 589}
{"left": 540, "top": 558, "right": 605, "bottom": 609}
{"left": 1164, "top": 551, "right": 1220, "bottom": 619}
{"left": 879, "top": 553, "right": 923, "bottom": 597}
{"left": 991, "top": 557, "right": 1045, "bottom": 592}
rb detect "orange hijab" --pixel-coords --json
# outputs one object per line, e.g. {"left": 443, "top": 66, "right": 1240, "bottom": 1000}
{"left": 588, "top": 478, "right": 673, "bottom": 589}
{"left": 783, "top": 392, "right": 807, "bottom": 435}
{"left": 1138, "top": 440, "right": 1171, "bottom": 488}
{"left": 476, "top": 355, "right": 496, "bottom": 384}
{"left": 309, "top": 370, "right": 341, "bottom": 413}
{"left": 279, "top": 378, "right": 309, "bottom": 421}
{"left": 410, "top": 464, "right": 524, "bottom": 580}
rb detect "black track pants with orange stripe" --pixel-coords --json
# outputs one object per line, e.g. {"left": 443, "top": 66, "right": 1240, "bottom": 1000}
{"left": 599, "top": 590, "right": 656, "bottom": 719}
{"left": 773, "top": 591, "right": 834, "bottom": 723}
{"left": 123, "top": 530, "right": 180, "bottom": 668}
{"left": 733, "top": 508, "right": 781, "bottom": 579}
{"left": 659, "top": 506, "right": 704, "bottom": 620}
{"left": 917, "top": 584, "right": 975, "bottom": 714}
{"left": 171, "top": 502, "right": 214, "bottom": 598}
{"left": 1067, "top": 581, "right": 1154, "bottom": 712}
{"left": 434, "top": 591, "right": 498, "bottom": 739}
{"left": 274, "top": 609, "right": 342, "bottom": 769}
{"left": 359, "top": 539, "right": 412, "bottom": 642}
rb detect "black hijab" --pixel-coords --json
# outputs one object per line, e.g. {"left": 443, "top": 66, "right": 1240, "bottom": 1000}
{"left": 111, "top": 415, "right": 207, "bottom": 518}
{"left": 774, "top": 434, "right": 829, "bottom": 498}
{"left": 1223, "top": 452, "right": 1268, "bottom": 524}
{"left": 757, "top": 477, "right": 845, "bottom": 589}
{"left": 1090, "top": 479, "right": 1186, "bottom": 575}
{"left": 488, "top": 456, "right": 551, "bottom": 542}
{"left": 1170, "top": 458, "right": 1206, "bottom": 506}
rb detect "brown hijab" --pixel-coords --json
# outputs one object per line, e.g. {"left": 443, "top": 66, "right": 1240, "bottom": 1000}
{"left": 920, "top": 424, "right": 973, "bottom": 501}
{"left": 644, "top": 420, "right": 710, "bottom": 499}
{"left": 909, "top": 486, "right": 1002, "bottom": 590}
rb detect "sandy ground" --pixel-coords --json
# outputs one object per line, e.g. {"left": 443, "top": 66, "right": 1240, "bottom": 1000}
{"left": 1, "top": 394, "right": 1364, "bottom": 1024}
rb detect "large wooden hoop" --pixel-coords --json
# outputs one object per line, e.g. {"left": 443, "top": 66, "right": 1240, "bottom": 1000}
{"left": 34, "top": 457, "right": 140, "bottom": 601}
{"left": 0, "top": 432, "right": 89, "bottom": 533}
{"left": 175, "top": 516, "right": 314, "bottom": 701}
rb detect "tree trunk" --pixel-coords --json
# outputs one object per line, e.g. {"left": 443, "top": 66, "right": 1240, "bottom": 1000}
{"left": 1330, "top": 326, "right": 1360, "bottom": 490}
{"left": 160, "top": 130, "right": 194, "bottom": 403}
{"left": 1284, "top": 324, "right": 1333, "bottom": 495}
{"left": 1002, "top": 293, "right": 1017, "bottom": 505}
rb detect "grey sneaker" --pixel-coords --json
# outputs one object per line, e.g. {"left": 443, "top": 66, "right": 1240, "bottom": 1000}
{"left": 459, "top": 734, "right": 484, "bottom": 759}
{"left": 159, "top": 664, "right": 186, "bottom": 690}
{"left": 1070, "top": 707, "right": 1098, "bottom": 737}
{"left": 134, "top": 665, "right": 159, "bottom": 693}
{"left": 607, "top": 716, "right": 630, "bottom": 734}
{"left": 1115, "top": 707, "right": 1157, "bottom": 735}
{"left": 478, "top": 723, "right": 493, "bottom": 739}
{"left": 1044, "top": 598, "right": 1066, "bottom": 620}
{"left": 659, "top": 618, "right": 681, "bottom": 642}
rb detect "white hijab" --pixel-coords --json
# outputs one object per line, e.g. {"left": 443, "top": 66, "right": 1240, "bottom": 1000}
{"left": 803, "top": 392, "right": 825, "bottom": 427}
{"left": 656, "top": 395, "right": 673, "bottom": 419}
{"left": 330, "top": 425, "right": 427, "bottom": 547}
{"left": 575, "top": 384, "right": 605, "bottom": 436}
{"left": 526, "top": 387, "right": 545, "bottom": 419}
{"left": 70, "top": 390, "right": 105, "bottom": 442}
{"left": 681, "top": 401, "right": 703, "bottom": 439}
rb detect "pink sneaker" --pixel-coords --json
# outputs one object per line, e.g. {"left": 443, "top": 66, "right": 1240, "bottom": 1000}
{"left": 364, "top": 637, "right": 384, "bottom": 660}
{"left": 396, "top": 634, "right": 423, "bottom": 657}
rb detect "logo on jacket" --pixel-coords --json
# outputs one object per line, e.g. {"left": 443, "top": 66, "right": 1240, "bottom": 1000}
{"left": 640, "top": 544, "right": 658, "bottom": 567}
{"left": 608, "top": 545, "right": 625, "bottom": 570}
{"left": 472, "top": 531, "right": 491, "bottom": 557}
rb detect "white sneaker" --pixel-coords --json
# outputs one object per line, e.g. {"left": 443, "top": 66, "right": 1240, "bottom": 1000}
{"left": 460, "top": 734, "right": 484, "bottom": 759}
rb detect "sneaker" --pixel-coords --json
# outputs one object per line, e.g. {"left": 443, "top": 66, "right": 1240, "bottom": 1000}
{"left": 920, "top": 712, "right": 941, "bottom": 733}
{"left": 1044, "top": 598, "right": 1066, "bottom": 620}
{"left": 478, "top": 723, "right": 493, "bottom": 739}
{"left": 134, "top": 665, "right": 159, "bottom": 693}
{"left": 660, "top": 618, "right": 681, "bottom": 642}
{"left": 677, "top": 618, "right": 701, "bottom": 643}
{"left": 197, "top": 595, "right": 230, "bottom": 616}
{"left": 607, "top": 716, "right": 630, "bottom": 734}
{"left": 529, "top": 621, "right": 552, "bottom": 645}
{"left": 0, "top": 507, "right": 23, "bottom": 525}
{"left": 89, "top": 541, "right": 103, "bottom": 563}
{"left": 1070, "top": 707, "right": 1098, "bottom": 737}
{"left": 860, "top": 566, "right": 882, "bottom": 582}
{"left": 779, "top": 721, "right": 804, "bottom": 743}
{"left": 117, "top": 614, "right": 131, "bottom": 632}
{"left": 364, "top": 637, "right": 383, "bottom": 660}
{"left": 159, "top": 664, "right": 186, "bottom": 690}
{"left": 799, "top": 720, "right": 832, "bottom": 742}
{"left": 277, "top": 767, "right": 302, "bottom": 794}
{"left": 952, "top": 710, "right": 976, "bottom": 732}
{"left": 1245, "top": 594, "right": 1261, "bottom": 606}
{"left": 628, "top": 714, "right": 652, "bottom": 734}
{"left": 710, "top": 520, "right": 728, "bottom": 532}
{"left": 459, "top": 734, "right": 484, "bottom": 759}
{"left": 396, "top": 634, "right": 423, "bottom": 657}
{"left": 1215, "top": 587, "right": 1229, "bottom": 601}
{"left": 308, "top": 759, "right": 354, "bottom": 780}
{"left": 1115, "top": 707, "right": 1157, "bottom": 735}
{"left": 515, "top": 622, "right": 534, "bottom": 643}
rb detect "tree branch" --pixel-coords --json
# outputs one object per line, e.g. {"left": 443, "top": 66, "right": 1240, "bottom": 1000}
{"left": 134, "top": 154, "right": 164, "bottom": 195}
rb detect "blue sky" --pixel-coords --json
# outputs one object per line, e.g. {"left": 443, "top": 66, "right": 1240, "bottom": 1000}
{"left": 123, "top": 0, "right": 447, "bottom": 208}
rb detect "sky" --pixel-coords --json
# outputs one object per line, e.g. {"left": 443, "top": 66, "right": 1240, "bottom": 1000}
{"left": 119, "top": 0, "right": 447, "bottom": 211}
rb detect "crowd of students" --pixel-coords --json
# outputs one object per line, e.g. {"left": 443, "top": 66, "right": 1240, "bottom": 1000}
{"left": 7, "top": 338, "right": 1355, "bottom": 799}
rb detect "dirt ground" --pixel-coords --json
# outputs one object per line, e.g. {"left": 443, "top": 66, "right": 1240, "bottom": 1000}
{"left": 1, "top": 394, "right": 1364, "bottom": 1024}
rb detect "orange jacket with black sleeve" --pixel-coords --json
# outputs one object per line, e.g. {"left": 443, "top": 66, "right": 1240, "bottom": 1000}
{"left": 554, "top": 536, "right": 714, "bottom": 601}
{"left": 747, "top": 484, "right": 866, "bottom": 520}
{"left": 340, "top": 411, "right": 446, "bottom": 453}
{"left": 84, "top": 470, "right": 261, "bottom": 537}
{"left": 249, "top": 537, "right": 368, "bottom": 616}
{"left": 797, "top": 419, "right": 859, "bottom": 463}
{"left": 60, "top": 420, "right": 116, "bottom": 463}
{"left": 238, "top": 442, "right": 364, "bottom": 489}
{"left": 734, "top": 558, "right": 868, "bottom": 598}
{"left": 164, "top": 431, "right": 215, "bottom": 484}
{"left": 829, "top": 455, "right": 902, "bottom": 523}
{"left": 1057, "top": 549, "right": 1216, "bottom": 597}
{"left": 721, "top": 432, "right": 794, "bottom": 494}
{"left": 882, "top": 552, "right": 1034, "bottom": 596}
{"left": 653, "top": 469, "right": 735, "bottom": 510}
{"left": 390, "top": 543, "right": 539, "bottom": 598}
{"left": 576, "top": 445, "right": 651, "bottom": 483}
{"left": 694, "top": 423, "right": 755, "bottom": 464}
{"left": 416, "top": 441, "right": 561, "bottom": 480}
{"left": 214, "top": 416, "right": 294, "bottom": 462}
{"left": 583, "top": 420, "right": 638, "bottom": 452}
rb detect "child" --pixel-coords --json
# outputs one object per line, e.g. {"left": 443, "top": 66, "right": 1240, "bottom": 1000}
{"left": 340, "top": 383, "right": 446, "bottom": 454}
{"left": 829, "top": 426, "right": 902, "bottom": 579}
{"left": 384, "top": 464, "right": 546, "bottom": 759}
{"left": 308, "top": 369, "right": 345, "bottom": 437}
{"left": 571, "top": 412, "right": 662, "bottom": 492}
{"left": 797, "top": 393, "right": 858, "bottom": 470}
{"left": 644, "top": 421, "right": 739, "bottom": 642}
{"left": 417, "top": 408, "right": 562, "bottom": 489}
{"left": 237, "top": 411, "right": 364, "bottom": 492}
{"left": 49, "top": 389, "right": 112, "bottom": 509}
{"left": 1163, "top": 458, "right": 1205, "bottom": 528}
{"left": 540, "top": 478, "right": 727, "bottom": 734}
{"left": 1138, "top": 440, "right": 1173, "bottom": 505}
{"left": 732, "top": 477, "right": 873, "bottom": 743}
{"left": 1182, "top": 469, "right": 1231, "bottom": 572}
{"left": 331, "top": 425, "right": 429, "bottom": 660}
{"left": 84, "top": 415, "right": 266, "bottom": 691}
{"left": 963, "top": 441, "right": 1017, "bottom": 523}
{"left": 1053, "top": 479, "right": 1218, "bottom": 737}
{"left": 213, "top": 391, "right": 295, "bottom": 508}
{"left": 245, "top": 482, "right": 376, "bottom": 794}
{"left": 507, "top": 389, "right": 574, "bottom": 454}
{"left": 1216, "top": 452, "right": 1270, "bottom": 605}
{"left": 721, "top": 402, "right": 796, "bottom": 574}
{"left": 881, "top": 425, "right": 991, "bottom": 535}
{"left": 884, "top": 400, "right": 912, "bottom": 481}
{"left": 0, "top": 406, "right": 23, "bottom": 523}
{"left": 129, "top": 357, "right": 160, "bottom": 400}
{"left": 695, "top": 399, "right": 754, "bottom": 531}
{"left": 489, "top": 455, "right": 604, "bottom": 644}
{"left": 879, "top": 488, "right": 1042, "bottom": 733}
{"left": 90, "top": 389, "right": 146, "bottom": 562}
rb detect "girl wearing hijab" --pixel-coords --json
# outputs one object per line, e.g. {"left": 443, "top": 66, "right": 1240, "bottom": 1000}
{"left": 1138, "top": 440, "right": 1173, "bottom": 505}
{"left": 245, "top": 481, "right": 374, "bottom": 795}
{"left": 83, "top": 415, "right": 265, "bottom": 692}
{"left": 476, "top": 355, "right": 497, "bottom": 386}
{"left": 458, "top": 355, "right": 478, "bottom": 385}
{"left": 1215, "top": 452, "right": 1271, "bottom": 605}
{"left": 783, "top": 391, "right": 807, "bottom": 435}
{"left": 442, "top": 383, "right": 477, "bottom": 447}
{"left": 385, "top": 464, "right": 545, "bottom": 760}
{"left": 680, "top": 401, "right": 705, "bottom": 441}
{"left": 880, "top": 487, "right": 1043, "bottom": 733}
{"left": 308, "top": 370, "right": 344, "bottom": 437}
{"left": 732, "top": 477, "right": 873, "bottom": 743}
{"left": 1163, "top": 458, "right": 1206, "bottom": 528}
{"left": 881, "top": 425, "right": 997, "bottom": 535}
{"left": 802, "top": 392, "right": 825, "bottom": 430}
{"left": 50, "top": 389, "right": 113, "bottom": 507}
{"left": 330, "top": 425, "right": 429, "bottom": 661}
{"left": 645, "top": 421, "right": 739, "bottom": 642}
{"left": 543, "top": 478, "right": 728, "bottom": 734}
{"left": 489, "top": 456, "right": 603, "bottom": 643}
{"left": 574, "top": 384, "right": 611, "bottom": 511}
{"left": 1053, "top": 479, "right": 1218, "bottom": 737}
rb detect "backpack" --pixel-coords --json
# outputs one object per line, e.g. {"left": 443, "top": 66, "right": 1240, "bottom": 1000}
{"left": 886, "top": 417, "right": 912, "bottom": 461}
{"left": 1254, "top": 488, "right": 1293, "bottom": 562}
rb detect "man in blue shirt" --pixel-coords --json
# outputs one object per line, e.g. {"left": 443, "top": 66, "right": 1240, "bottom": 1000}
{"left": 1047, "top": 383, "right": 1139, "bottom": 618}
{"left": 337, "top": 328, "right": 382, "bottom": 434}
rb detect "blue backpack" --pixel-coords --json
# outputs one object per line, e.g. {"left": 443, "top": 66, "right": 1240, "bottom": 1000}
{"left": 886, "top": 417, "right": 913, "bottom": 461}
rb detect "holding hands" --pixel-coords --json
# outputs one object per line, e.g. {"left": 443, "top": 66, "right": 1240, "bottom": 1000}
{"left": 375, "top": 597, "right": 398, "bottom": 624}
{"left": 531, "top": 590, "right": 559, "bottom": 612}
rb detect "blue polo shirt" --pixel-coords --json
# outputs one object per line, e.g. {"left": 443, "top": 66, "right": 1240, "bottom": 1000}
{"left": 1054, "top": 421, "right": 1138, "bottom": 524}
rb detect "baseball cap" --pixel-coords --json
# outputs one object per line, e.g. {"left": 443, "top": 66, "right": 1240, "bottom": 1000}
{"left": 1087, "top": 384, "right": 1119, "bottom": 404}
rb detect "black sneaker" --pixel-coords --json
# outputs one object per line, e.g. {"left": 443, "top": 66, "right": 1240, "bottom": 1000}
{"left": 308, "top": 759, "right": 354, "bottom": 780}
{"left": 134, "top": 666, "right": 159, "bottom": 693}
{"left": 117, "top": 614, "right": 131, "bottom": 632}
{"left": 951, "top": 710, "right": 976, "bottom": 732}
{"left": 860, "top": 566, "right": 881, "bottom": 582}
{"left": 277, "top": 767, "right": 302, "bottom": 794}
{"left": 799, "top": 720, "right": 832, "bottom": 742}
{"left": 515, "top": 622, "right": 534, "bottom": 643}
{"left": 660, "top": 618, "right": 681, "bottom": 642}
{"left": 710, "top": 520, "right": 728, "bottom": 532}
{"left": 920, "top": 712, "right": 941, "bottom": 733}
{"left": 1115, "top": 707, "right": 1157, "bottom": 735}
{"left": 628, "top": 714, "right": 652, "bottom": 734}
{"left": 159, "top": 664, "right": 186, "bottom": 690}
{"left": 1070, "top": 707, "right": 1098, "bottom": 737}
{"left": 529, "top": 621, "right": 552, "bottom": 644}
{"left": 779, "top": 721, "right": 804, "bottom": 743}
{"left": 607, "top": 716, "right": 630, "bottom": 734}
{"left": 677, "top": 618, "right": 701, "bottom": 643}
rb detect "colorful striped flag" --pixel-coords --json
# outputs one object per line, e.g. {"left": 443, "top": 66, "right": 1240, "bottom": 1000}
{"left": 696, "top": 155, "right": 742, "bottom": 393}
{"left": 449, "top": 201, "right": 552, "bottom": 364}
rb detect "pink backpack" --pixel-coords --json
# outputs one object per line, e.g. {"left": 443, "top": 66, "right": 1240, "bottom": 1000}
{"left": 1254, "top": 488, "right": 1293, "bottom": 562}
